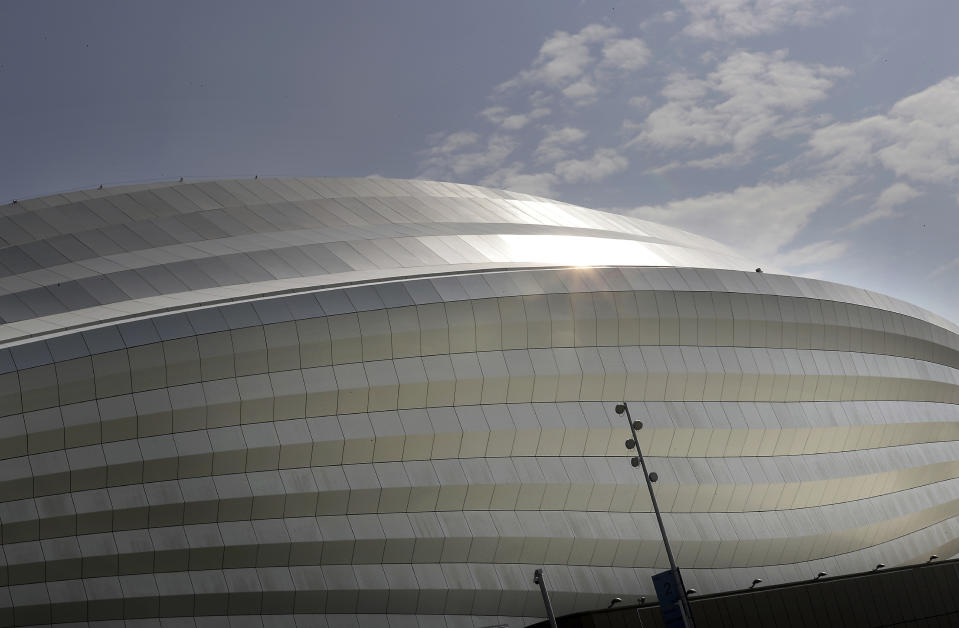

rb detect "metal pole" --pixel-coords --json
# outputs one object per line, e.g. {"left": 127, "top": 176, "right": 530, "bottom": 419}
{"left": 533, "top": 568, "right": 559, "bottom": 628}
{"left": 618, "top": 402, "right": 695, "bottom": 628}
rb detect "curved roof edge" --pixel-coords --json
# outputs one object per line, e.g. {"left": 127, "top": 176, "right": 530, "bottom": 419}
{"left": 1, "top": 178, "right": 954, "bottom": 347}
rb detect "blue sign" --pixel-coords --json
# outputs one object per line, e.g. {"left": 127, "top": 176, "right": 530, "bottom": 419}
{"left": 652, "top": 569, "right": 685, "bottom": 627}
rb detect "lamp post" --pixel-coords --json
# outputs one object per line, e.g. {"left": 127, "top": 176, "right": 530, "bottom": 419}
{"left": 616, "top": 402, "right": 695, "bottom": 627}
{"left": 533, "top": 568, "right": 559, "bottom": 628}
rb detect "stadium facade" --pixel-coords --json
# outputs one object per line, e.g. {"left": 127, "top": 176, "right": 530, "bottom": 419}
{"left": 0, "top": 177, "right": 958, "bottom": 627}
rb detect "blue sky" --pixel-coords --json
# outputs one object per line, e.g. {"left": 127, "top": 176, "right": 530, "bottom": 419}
{"left": 2, "top": 0, "right": 958, "bottom": 324}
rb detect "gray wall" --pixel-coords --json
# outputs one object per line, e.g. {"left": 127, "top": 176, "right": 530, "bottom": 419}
{"left": 534, "top": 558, "right": 959, "bottom": 627}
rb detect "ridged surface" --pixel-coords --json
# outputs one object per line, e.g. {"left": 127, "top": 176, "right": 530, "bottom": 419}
{"left": 0, "top": 179, "right": 957, "bottom": 627}
{"left": 0, "top": 177, "right": 763, "bottom": 347}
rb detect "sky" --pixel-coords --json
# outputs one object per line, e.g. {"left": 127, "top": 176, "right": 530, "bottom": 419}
{"left": 2, "top": 0, "right": 958, "bottom": 324}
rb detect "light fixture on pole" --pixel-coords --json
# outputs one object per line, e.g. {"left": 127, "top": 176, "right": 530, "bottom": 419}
{"left": 814, "top": 571, "right": 828, "bottom": 581}
{"left": 928, "top": 555, "right": 938, "bottom": 563}
{"left": 533, "top": 569, "right": 558, "bottom": 628}
{"left": 608, "top": 598, "right": 622, "bottom": 609}
{"left": 636, "top": 596, "right": 648, "bottom": 628}
{"left": 616, "top": 402, "right": 695, "bottom": 627}
{"left": 749, "top": 579, "right": 762, "bottom": 589}
{"left": 873, "top": 563, "right": 885, "bottom": 572}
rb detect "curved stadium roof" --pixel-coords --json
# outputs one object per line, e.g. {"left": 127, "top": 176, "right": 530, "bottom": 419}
{"left": 1, "top": 178, "right": 958, "bottom": 627}
{"left": 3, "top": 178, "right": 954, "bottom": 349}
{"left": 0, "top": 177, "right": 760, "bottom": 345}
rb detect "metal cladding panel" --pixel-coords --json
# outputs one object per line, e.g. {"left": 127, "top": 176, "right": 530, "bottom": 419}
{"left": 1, "top": 177, "right": 775, "bottom": 347}
{"left": 0, "top": 179, "right": 958, "bottom": 627}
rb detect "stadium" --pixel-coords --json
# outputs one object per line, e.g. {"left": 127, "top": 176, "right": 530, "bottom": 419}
{"left": 0, "top": 177, "right": 957, "bottom": 627}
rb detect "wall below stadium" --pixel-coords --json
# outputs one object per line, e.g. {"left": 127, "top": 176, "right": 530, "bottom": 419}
{"left": 529, "top": 557, "right": 959, "bottom": 627}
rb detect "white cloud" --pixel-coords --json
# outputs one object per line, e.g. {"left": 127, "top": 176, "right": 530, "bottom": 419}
{"left": 482, "top": 106, "right": 550, "bottom": 130}
{"left": 420, "top": 134, "right": 518, "bottom": 179}
{"left": 561, "top": 80, "right": 598, "bottom": 105}
{"left": 451, "top": 135, "right": 518, "bottom": 176}
{"left": 626, "top": 176, "right": 852, "bottom": 260}
{"left": 686, "top": 150, "right": 755, "bottom": 170}
{"left": 773, "top": 239, "right": 850, "bottom": 268}
{"left": 528, "top": 90, "right": 554, "bottom": 110}
{"left": 419, "top": 24, "right": 653, "bottom": 181}
{"left": 809, "top": 76, "right": 959, "bottom": 184}
{"left": 646, "top": 151, "right": 756, "bottom": 174}
{"left": 805, "top": 116, "right": 890, "bottom": 171}
{"left": 419, "top": 23, "right": 652, "bottom": 182}
{"left": 641, "top": 10, "right": 680, "bottom": 31}
{"left": 930, "top": 257, "right": 959, "bottom": 279}
{"left": 838, "top": 207, "right": 893, "bottom": 232}
{"left": 481, "top": 165, "right": 558, "bottom": 197}
{"left": 628, "top": 96, "right": 651, "bottom": 110}
{"left": 838, "top": 182, "right": 922, "bottom": 232}
{"left": 634, "top": 50, "right": 848, "bottom": 160}
{"left": 877, "top": 181, "right": 922, "bottom": 208}
{"left": 660, "top": 73, "right": 709, "bottom": 101}
{"left": 480, "top": 106, "right": 508, "bottom": 124}
{"left": 680, "top": 0, "right": 848, "bottom": 40}
{"left": 502, "top": 112, "right": 538, "bottom": 130}
{"left": 497, "top": 24, "right": 618, "bottom": 93}
{"left": 555, "top": 148, "right": 629, "bottom": 183}
{"left": 424, "top": 130, "right": 480, "bottom": 155}
{"left": 535, "top": 127, "right": 588, "bottom": 163}
{"left": 601, "top": 38, "right": 651, "bottom": 71}
{"left": 496, "top": 24, "right": 650, "bottom": 105}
